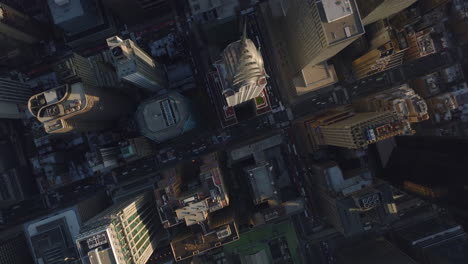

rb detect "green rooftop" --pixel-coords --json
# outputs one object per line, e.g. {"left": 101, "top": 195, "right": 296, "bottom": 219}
{"left": 224, "top": 221, "right": 302, "bottom": 264}
{"left": 255, "top": 96, "right": 265, "bottom": 105}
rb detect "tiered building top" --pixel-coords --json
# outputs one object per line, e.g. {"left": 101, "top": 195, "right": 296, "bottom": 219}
{"left": 217, "top": 29, "right": 267, "bottom": 107}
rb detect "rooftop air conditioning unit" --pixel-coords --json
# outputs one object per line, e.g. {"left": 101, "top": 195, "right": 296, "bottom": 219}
{"left": 216, "top": 225, "right": 232, "bottom": 239}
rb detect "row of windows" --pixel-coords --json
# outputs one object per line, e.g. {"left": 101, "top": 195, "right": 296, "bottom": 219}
{"left": 126, "top": 205, "right": 153, "bottom": 233}
{"left": 129, "top": 209, "right": 156, "bottom": 243}
{"left": 131, "top": 215, "right": 159, "bottom": 260}
{"left": 110, "top": 225, "right": 132, "bottom": 264}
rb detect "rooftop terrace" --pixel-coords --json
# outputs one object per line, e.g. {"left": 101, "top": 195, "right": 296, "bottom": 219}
{"left": 28, "top": 83, "right": 87, "bottom": 123}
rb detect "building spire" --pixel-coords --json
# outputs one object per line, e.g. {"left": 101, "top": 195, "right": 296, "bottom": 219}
{"left": 241, "top": 21, "right": 247, "bottom": 43}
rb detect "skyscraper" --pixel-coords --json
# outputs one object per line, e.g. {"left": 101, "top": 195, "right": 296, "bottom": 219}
{"left": 24, "top": 191, "right": 109, "bottom": 264}
{"left": 391, "top": 217, "right": 468, "bottom": 264}
{"left": 352, "top": 25, "right": 408, "bottom": 80}
{"left": 426, "top": 92, "right": 459, "bottom": 115}
{"left": 101, "top": 0, "right": 171, "bottom": 25}
{"left": 0, "top": 225, "right": 34, "bottom": 264}
{"left": 47, "top": 0, "right": 117, "bottom": 48}
{"left": 155, "top": 153, "right": 238, "bottom": 261}
{"left": 54, "top": 52, "right": 120, "bottom": 89}
{"left": 0, "top": 168, "right": 28, "bottom": 207}
{"left": 188, "top": 0, "right": 239, "bottom": 21}
{"left": 228, "top": 133, "right": 305, "bottom": 226}
{"left": 352, "top": 42, "right": 407, "bottom": 80}
{"left": 135, "top": 91, "right": 196, "bottom": 143}
{"left": 215, "top": 26, "right": 267, "bottom": 107}
{"left": 405, "top": 28, "right": 438, "bottom": 62}
{"left": 47, "top": 0, "right": 103, "bottom": 36}
{"left": 87, "top": 50, "right": 120, "bottom": 88}
{"left": 353, "top": 84, "right": 429, "bottom": 123}
{"left": 156, "top": 153, "right": 230, "bottom": 229}
{"left": 0, "top": 2, "right": 43, "bottom": 43}
{"left": 0, "top": 119, "right": 37, "bottom": 207}
{"left": 0, "top": 77, "right": 32, "bottom": 119}
{"left": 296, "top": 106, "right": 413, "bottom": 150}
{"left": 309, "top": 162, "right": 397, "bottom": 237}
{"left": 107, "top": 36, "right": 167, "bottom": 92}
{"left": 53, "top": 53, "right": 99, "bottom": 87}
{"left": 258, "top": 0, "right": 363, "bottom": 103}
{"left": 28, "top": 82, "right": 131, "bottom": 133}
{"left": 0, "top": 2, "right": 45, "bottom": 65}
{"left": 318, "top": 111, "right": 412, "bottom": 149}
{"left": 285, "top": 0, "right": 365, "bottom": 73}
{"left": 384, "top": 136, "right": 468, "bottom": 217}
{"left": 355, "top": 0, "right": 418, "bottom": 26}
{"left": 75, "top": 192, "right": 163, "bottom": 264}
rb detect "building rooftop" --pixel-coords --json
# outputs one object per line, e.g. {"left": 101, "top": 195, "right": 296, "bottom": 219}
{"left": 155, "top": 153, "right": 229, "bottom": 228}
{"left": 228, "top": 133, "right": 303, "bottom": 225}
{"left": 106, "top": 36, "right": 160, "bottom": 83}
{"left": 354, "top": 84, "right": 429, "bottom": 123}
{"left": 218, "top": 31, "right": 267, "bottom": 107}
{"left": 407, "top": 28, "right": 438, "bottom": 61}
{"left": 321, "top": 0, "right": 354, "bottom": 22}
{"left": 24, "top": 208, "right": 82, "bottom": 264}
{"left": 396, "top": 217, "right": 464, "bottom": 246}
{"left": 221, "top": 37, "right": 266, "bottom": 92}
{"left": 47, "top": 0, "right": 107, "bottom": 37}
{"left": 28, "top": 83, "right": 87, "bottom": 122}
{"left": 416, "top": 32, "right": 436, "bottom": 56}
{"left": 78, "top": 192, "right": 149, "bottom": 236}
{"left": 223, "top": 221, "right": 302, "bottom": 264}
{"left": 317, "top": 0, "right": 364, "bottom": 45}
{"left": 320, "top": 110, "right": 414, "bottom": 140}
{"left": 245, "top": 162, "right": 276, "bottom": 205}
{"left": 312, "top": 162, "right": 397, "bottom": 236}
{"left": 425, "top": 232, "right": 468, "bottom": 263}
{"left": 293, "top": 62, "right": 338, "bottom": 95}
{"left": 155, "top": 153, "right": 238, "bottom": 261}
{"left": 427, "top": 92, "right": 458, "bottom": 114}
{"left": 146, "top": 98, "right": 177, "bottom": 131}
{"left": 48, "top": 0, "right": 85, "bottom": 25}
{"left": 318, "top": 163, "right": 373, "bottom": 196}
{"left": 136, "top": 91, "right": 195, "bottom": 143}
{"left": 229, "top": 134, "right": 283, "bottom": 161}
{"left": 452, "top": 88, "right": 468, "bottom": 105}
{"left": 171, "top": 221, "right": 239, "bottom": 262}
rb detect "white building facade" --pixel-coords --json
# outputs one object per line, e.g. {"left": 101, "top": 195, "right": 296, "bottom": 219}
{"left": 216, "top": 30, "right": 267, "bottom": 107}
